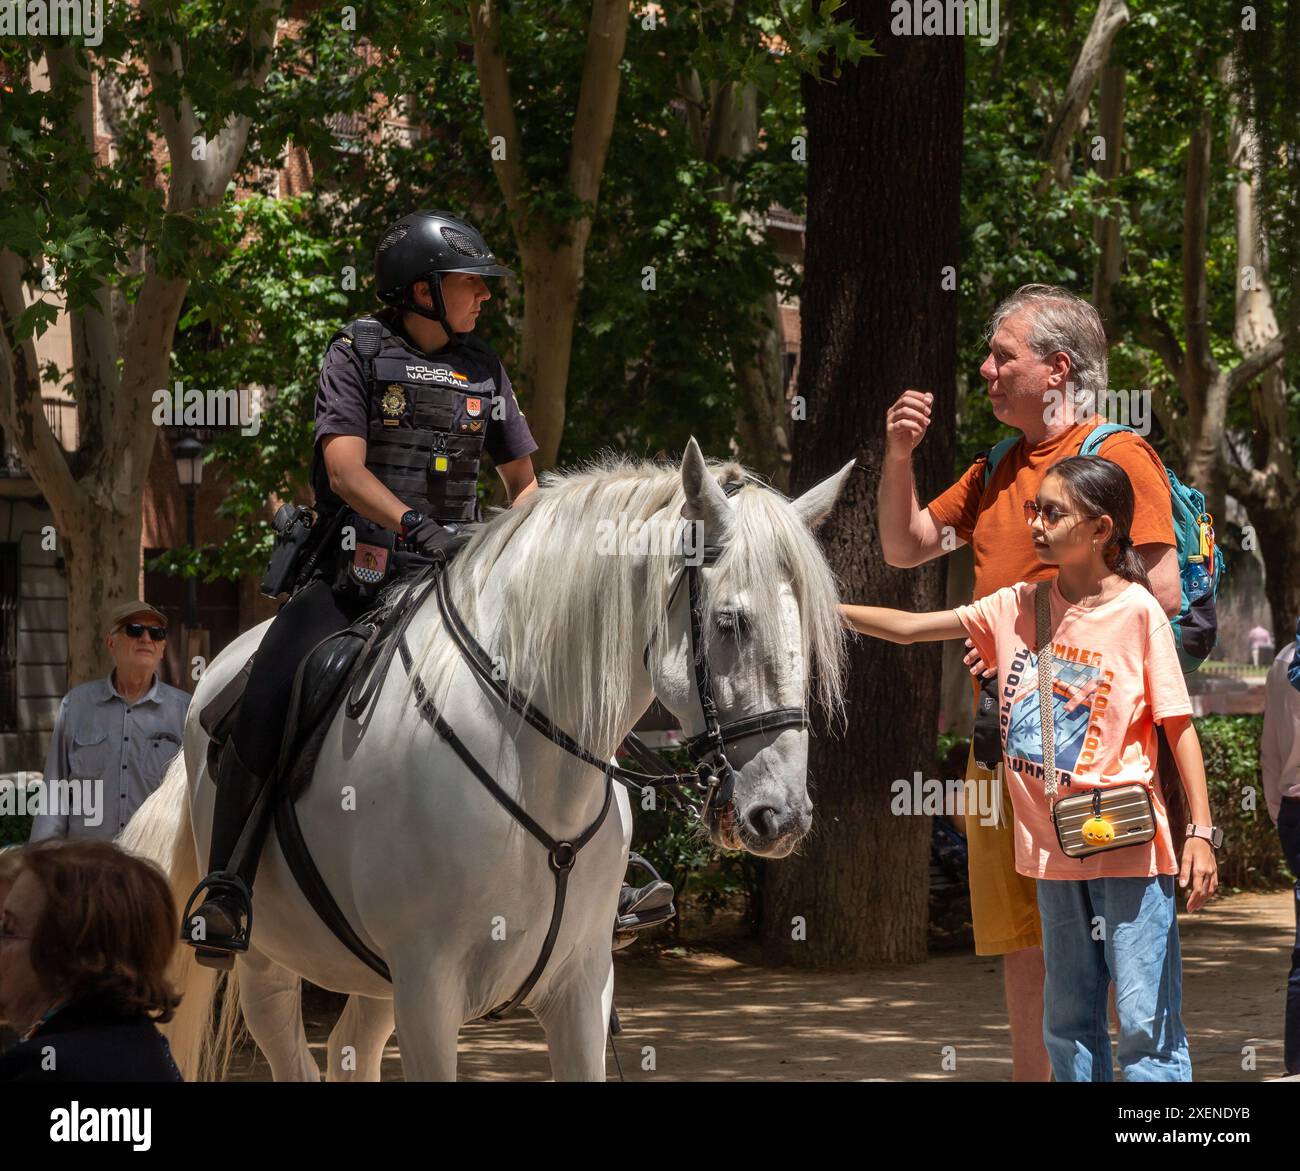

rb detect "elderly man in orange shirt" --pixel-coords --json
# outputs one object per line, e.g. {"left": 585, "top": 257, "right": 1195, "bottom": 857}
{"left": 876, "top": 284, "right": 1182, "bottom": 1080}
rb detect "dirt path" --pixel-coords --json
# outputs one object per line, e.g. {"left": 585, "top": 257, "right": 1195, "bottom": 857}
{"left": 227, "top": 889, "right": 1296, "bottom": 1081}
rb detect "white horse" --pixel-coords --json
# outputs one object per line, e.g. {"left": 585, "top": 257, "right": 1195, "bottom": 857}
{"left": 122, "top": 439, "right": 852, "bottom": 1081}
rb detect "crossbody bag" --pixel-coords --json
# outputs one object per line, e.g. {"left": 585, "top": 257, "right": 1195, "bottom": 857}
{"left": 1036, "top": 581, "right": 1158, "bottom": 860}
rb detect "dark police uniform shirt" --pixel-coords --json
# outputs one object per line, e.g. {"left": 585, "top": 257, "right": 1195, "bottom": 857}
{"left": 309, "top": 310, "right": 538, "bottom": 516}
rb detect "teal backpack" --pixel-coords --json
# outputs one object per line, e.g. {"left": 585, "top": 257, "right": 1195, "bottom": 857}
{"left": 981, "top": 423, "right": 1227, "bottom": 673}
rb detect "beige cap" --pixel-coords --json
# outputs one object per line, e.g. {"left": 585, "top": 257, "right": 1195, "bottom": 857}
{"left": 105, "top": 600, "right": 169, "bottom": 635}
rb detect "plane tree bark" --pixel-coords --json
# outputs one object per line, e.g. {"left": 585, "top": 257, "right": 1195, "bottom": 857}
{"left": 759, "top": 4, "right": 963, "bottom": 967}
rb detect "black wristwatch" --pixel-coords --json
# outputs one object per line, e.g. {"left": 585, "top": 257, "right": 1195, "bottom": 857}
{"left": 398, "top": 510, "right": 424, "bottom": 540}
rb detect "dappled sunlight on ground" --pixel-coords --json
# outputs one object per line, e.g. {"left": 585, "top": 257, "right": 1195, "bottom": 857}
{"left": 225, "top": 889, "right": 1294, "bottom": 1082}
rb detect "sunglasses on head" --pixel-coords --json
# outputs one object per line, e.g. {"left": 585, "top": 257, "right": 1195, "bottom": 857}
{"left": 118, "top": 622, "right": 167, "bottom": 642}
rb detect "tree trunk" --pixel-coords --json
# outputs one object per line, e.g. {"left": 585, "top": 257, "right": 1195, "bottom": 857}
{"left": 678, "top": 63, "right": 792, "bottom": 488}
{"left": 759, "top": 5, "right": 963, "bottom": 968}
{"left": 1092, "top": 64, "right": 1125, "bottom": 340}
{"left": 1223, "top": 75, "right": 1297, "bottom": 651}
{"left": 732, "top": 284, "right": 792, "bottom": 490}
{"left": 63, "top": 502, "right": 145, "bottom": 686}
{"left": 1036, "top": 0, "right": 1129, "bottom": 195}
{"left": 470, "top": 0, "right": 630, "bottom": 470}
{"left": 517, "top": 248, "right": 584, "bottom": 470}
{"left": 1243, "top": 506, "right": 1300, "bottom": 658}
{"left": 0, "top": 7, "right": 280, "bottom": 684}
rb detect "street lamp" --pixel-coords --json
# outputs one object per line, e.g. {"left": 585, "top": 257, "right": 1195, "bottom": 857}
{"left": 170, "top": 432, "right": 204, "bottom": 632}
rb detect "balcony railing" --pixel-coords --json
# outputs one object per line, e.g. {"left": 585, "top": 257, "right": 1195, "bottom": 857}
{"left": 44, "top": 397, "right": 77, "bottom": 448}
{"left": 0, "top": 398, "right": 79, "bottom": 478}
{"left": 326, "top": 111, "right": 367, "bottom": 153}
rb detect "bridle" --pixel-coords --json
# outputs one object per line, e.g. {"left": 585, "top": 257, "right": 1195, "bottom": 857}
{"left": 643, "top": 483, "right": 808, "bottom": 826}
{"left": 437, "top": 478, "right": 808, "bottom": 825}
{"left": 365, "top": 477, "right": 807, "bottom": 1018}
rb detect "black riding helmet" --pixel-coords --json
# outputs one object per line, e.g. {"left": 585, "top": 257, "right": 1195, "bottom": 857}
{"left": 374, "top": 210, "right": 514, "bottom": 342}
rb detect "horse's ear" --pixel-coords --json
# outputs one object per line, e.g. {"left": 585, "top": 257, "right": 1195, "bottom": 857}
{"left": 679, "top": 437, "right": 730, "bottom": 525}
{"left": 791, "top": 459, "right": 856, "bottom": 530}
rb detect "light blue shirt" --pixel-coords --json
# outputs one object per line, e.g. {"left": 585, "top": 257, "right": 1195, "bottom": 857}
{"left": 30, "top": 671, "right": 190, "bottom": 842}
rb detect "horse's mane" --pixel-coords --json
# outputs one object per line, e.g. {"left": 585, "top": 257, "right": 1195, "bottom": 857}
{"left": 405, "top": 452, "right": 846, "bottom": 755}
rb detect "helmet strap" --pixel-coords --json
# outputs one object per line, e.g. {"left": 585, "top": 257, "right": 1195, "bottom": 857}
{"left": 399, "top": 272, "right": 460, "bottom": 345}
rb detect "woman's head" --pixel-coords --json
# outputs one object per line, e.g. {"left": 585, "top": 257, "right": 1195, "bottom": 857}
{"left": 1027, "top": 456, "right": 1152, "bottom": 591}
{"left": 0, "top": 841, "right": 180, "bottom": 1033}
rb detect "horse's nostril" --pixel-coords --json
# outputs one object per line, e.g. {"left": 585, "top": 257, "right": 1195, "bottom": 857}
{"left": 747, "top": 805, "right": 780, "bottom": 838}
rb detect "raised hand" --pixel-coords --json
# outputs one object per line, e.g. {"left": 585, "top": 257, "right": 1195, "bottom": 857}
{"left": 884, "top": 389, "right": 935, "bottom": 459}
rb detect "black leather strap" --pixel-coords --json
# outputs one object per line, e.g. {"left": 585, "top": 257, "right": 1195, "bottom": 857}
{"left": 274, "top": 794, "right": 393, "bottom": 982}
{"left": 345, "top": 563, "right": 441, "bottom": 722}
{"left": 396, "top": 629, "right": 614, "bottom": 1019}
{"left": 683, "top": 707, "right": 807, "bottom": 758}
{"left": 435, "top": 568, "right": 698, "bottom": 798}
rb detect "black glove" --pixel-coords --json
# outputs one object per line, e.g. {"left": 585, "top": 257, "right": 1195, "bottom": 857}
{"left": 407, "top": 517, "right": 458, "bottom": 559}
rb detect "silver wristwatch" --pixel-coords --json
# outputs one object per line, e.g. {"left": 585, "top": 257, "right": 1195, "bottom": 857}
{"left": 1185, "top": 823, "right": 1223, "bottom": 849}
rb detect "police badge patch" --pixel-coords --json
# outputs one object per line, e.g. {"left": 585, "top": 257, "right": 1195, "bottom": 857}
{"left": 350, "top": 543, "right": 390, "bottom": 586}
{"left": 466, "top": 396, "right": 482, "bottom": 417}
{"left": 381, "top": 384, "right": 407, "bottom": 426}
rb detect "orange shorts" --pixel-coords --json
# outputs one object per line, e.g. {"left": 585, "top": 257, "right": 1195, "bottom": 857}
{"left": 963, "top": 742, "right": 1041, "bottom": 955}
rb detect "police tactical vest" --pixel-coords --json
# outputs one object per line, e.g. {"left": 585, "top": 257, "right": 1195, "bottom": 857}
{"left": 332, "top": 315, "right": 500, "bottom": 525}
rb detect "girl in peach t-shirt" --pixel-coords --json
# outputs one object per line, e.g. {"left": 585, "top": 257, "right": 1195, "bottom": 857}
{"left": 841, "top": 455, "right": 1219, "bottom": 1082}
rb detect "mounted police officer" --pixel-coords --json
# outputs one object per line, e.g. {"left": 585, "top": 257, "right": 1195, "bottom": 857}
{"left": 182, "top": 210, "right": 539, "bottom": 967}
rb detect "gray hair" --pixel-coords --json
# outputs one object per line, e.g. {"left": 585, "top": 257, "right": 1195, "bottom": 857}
{"left": 986, "top": 284, "right": 1109, "bottom": 396}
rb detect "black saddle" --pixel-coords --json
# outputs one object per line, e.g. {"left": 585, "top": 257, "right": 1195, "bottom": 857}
{"left": 197, "top": 628, "right": 367, "bottom": 785}
{"left": 196, "top": 563, "right": 445, "bottom": 980}
{"left": 194, "top": 539, "right": 677, "bottom": 989}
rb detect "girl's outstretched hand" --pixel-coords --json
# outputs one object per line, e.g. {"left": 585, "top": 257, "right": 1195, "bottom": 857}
{"left": 1178, "top": 837, "right": 1218, "bottom": 912}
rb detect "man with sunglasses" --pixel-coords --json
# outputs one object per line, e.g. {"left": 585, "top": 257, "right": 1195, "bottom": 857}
{"left": 30, "top": 602, "right": 190, "bottom": 843}
{"left": 877, "top": 284, "right": 1181, "bottom": 1080}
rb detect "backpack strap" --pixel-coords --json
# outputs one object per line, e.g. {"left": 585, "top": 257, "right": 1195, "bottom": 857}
{"left": 1078, "top": 422, "right": 1133, "bottom": 458}
{"left": 981, "top": 435, "right": 1022, "bottom": 488}
{"left": 982, "top": 423, "right": 1139, "bottom": 488}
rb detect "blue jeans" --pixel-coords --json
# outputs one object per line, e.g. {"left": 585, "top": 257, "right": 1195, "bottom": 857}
{"left": 1037, "top": 874, "right": 1192, "bottom": 1081}
{"left": 1279, "top": 797, "right": 1300, "bottom": 1075}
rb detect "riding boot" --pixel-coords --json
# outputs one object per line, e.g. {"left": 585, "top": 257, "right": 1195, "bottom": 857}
{"left": 180, "top": 738, "right": 275, "bottom": 969}
{"left": 612, "top": 853, "right": 676, "bottom": 951}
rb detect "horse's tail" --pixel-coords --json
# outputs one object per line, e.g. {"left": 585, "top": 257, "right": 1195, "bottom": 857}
{"left": 118, "top": 751, "right": 242, "bottom": 1082}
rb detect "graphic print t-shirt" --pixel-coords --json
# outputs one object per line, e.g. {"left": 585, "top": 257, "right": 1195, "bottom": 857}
{"left": 954, "top": 578, "right": 1193, "bottom": 880}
